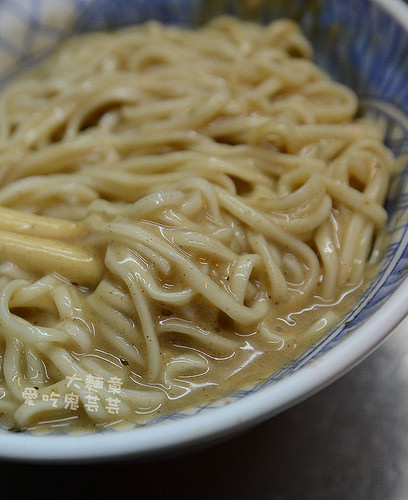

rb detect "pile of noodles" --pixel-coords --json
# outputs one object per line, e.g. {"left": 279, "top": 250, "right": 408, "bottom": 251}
{"left": 0, "top": 17, "right": 394, "bottom": 431}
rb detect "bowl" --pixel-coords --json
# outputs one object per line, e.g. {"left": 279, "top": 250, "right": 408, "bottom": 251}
{"left": 0, "top": 0, "right": 408, "bottom": 462}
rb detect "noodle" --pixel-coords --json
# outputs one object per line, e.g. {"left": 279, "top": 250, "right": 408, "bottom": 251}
{"left": 0, "top": 17, "right": 394, "bottom": 432}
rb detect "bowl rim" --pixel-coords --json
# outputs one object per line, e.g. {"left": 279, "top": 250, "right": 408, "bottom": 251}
{"left": 0, "top": 0, "right": 408, "bottom": 463}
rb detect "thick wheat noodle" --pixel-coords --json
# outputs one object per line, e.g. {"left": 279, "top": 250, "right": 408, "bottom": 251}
{"left": 0, "top": 17, "right": 395, "bottom": 432}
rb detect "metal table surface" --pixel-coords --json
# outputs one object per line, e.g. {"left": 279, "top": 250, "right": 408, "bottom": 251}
{"left": 1, "top": 317, "right": 408, "bottom": 500}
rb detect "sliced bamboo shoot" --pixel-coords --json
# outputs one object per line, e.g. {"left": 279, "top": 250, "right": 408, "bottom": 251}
{"left": 0, "top": 229, "right": 103, "bottom": 287}
{"left": 0, "top": 206, "right": 86, "bottom": 240}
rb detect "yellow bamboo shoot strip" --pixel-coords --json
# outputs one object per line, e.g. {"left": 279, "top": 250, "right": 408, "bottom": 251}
{"left": 0, "top": 206, "right": 87, "bottom": 240}
{"left": 0, "top": 229, "right": 103, "bottom": 287}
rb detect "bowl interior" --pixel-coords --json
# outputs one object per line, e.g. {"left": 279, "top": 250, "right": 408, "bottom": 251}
{"left": 0, "top": 0, "right": 407, "bottom": 460}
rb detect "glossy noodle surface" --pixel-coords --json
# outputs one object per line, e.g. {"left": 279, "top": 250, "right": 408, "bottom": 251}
{"left": 0, "top": 17, "right": 394, "bottom": 432}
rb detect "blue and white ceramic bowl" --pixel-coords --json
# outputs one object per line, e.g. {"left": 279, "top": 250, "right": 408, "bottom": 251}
{"left": 0, "top": 0, "right": 408, "bottom": 462}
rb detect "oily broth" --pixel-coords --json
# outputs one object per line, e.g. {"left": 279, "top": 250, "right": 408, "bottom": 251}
{"left": 22, "top": 252, "right": 375, "bottom": 433}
